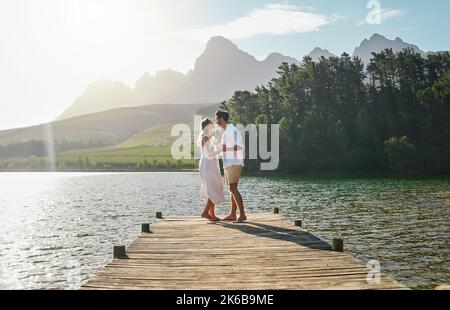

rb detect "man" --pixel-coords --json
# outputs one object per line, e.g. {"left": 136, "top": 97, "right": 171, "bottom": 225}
{"left": 215, "top": 111, "right": 247, "bottom": 223}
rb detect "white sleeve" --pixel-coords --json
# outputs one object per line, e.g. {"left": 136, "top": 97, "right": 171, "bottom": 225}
{"left": 221, "top": 132, "right": 226, "bottom": 145}
{"left": 236, "top": 129, "right": 243, "bottom": 148}
{"left": 227, "top": 128, "right": 243, "bottom": 148}
{"left": 226, "top": 129, "right": 235, "bottom": 147}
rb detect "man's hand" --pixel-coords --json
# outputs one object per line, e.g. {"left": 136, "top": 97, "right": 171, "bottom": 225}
{"left": 223, "top": 144, "right": 242, "bottom": 152}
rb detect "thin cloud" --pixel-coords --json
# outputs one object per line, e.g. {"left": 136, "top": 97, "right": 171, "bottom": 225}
{"left": 180, "top": 4, "right": 336, "bottom": 42}
{"left": 378, "top": 8, "right": 406, "bottom": 21}
{"left": 358, "top": 8, "right": 406, "bottom": 25}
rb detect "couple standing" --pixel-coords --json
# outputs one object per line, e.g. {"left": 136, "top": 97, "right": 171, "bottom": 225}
{"left": 199, "top": 111, "right": 247, "bottom": 223}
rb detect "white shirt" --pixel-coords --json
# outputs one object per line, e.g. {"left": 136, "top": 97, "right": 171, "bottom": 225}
{"left": 221, "top": 124, "right": 244, "bottom": 168}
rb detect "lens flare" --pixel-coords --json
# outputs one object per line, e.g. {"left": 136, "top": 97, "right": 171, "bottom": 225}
{"left": 43, "top": 123, "right": 56, "bottom": 171}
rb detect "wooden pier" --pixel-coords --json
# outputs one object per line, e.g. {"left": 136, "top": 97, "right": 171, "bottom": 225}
{"left": 81, "top": 211, "right": 407, "bottom": 290}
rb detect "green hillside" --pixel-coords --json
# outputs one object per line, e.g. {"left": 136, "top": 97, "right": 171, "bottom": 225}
{"left": 0, "top": 103, "right": 208, "bottom": 146}
{"left": 115, "top": 103, "right": 219, "bottom": 149}
{"left": 116, "top": 121, "right": 187, "bottom": 149}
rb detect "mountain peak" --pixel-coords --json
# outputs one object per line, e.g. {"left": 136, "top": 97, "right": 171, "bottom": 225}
{"left": 192, "top": 36, "right": 256, "bottom": 75}
{"left": 310, "top": 47, "right": 333, "bottom": 54}
{"left": 154, "top": 69, "right": 186, "bottom": 79}
{"left": 308, "top": 47, "right": 336, "bottom": 61}
{"left": 369, "top": 33, "right": 387, "bottom": 40}
{"left": 135, "top": 72, "right": 153, "bottom": 84}
{"left": 353, "top": 33, "right": 423, "bottom": 63}
{"left": 263, "top": 52, "right": 299, "bottom": 66}
{"left": 266, "top": 52, "right": 284, "bottom": 59}
{"left": 265, "top": 52, "right": 291, "bottom": 62}
{"left": 205, "top": 36, "right": 238, "bottom": 51}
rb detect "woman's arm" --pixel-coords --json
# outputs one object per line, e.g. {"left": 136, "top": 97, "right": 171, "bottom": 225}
{"left": 201, "top": 136, "right": 209, "bottom": 146}
{"left": 213, "top": 147, "right": 223, "bottom": 157}
{"left": 203, "top": 137, "right": 222, "bottom": 158}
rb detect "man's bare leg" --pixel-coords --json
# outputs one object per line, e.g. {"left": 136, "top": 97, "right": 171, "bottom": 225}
{"left": 229, "top": 184, "right": 246, "bottom": 223}
{"left": 223, "top": 192, "right": 237, "bottom": 221}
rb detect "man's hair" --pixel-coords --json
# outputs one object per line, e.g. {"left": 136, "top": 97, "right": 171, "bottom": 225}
{"left": 215, "top": 110, "right": 230, "bottom": 123}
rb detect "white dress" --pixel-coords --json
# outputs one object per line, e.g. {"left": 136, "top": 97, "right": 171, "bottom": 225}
{"left": 199, "top": 135, "right": 226, "bottom": 205}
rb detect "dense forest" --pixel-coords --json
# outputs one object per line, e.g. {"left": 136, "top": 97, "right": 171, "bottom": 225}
{"left": 223, "top": 48, "right": 450, "bottom": 174}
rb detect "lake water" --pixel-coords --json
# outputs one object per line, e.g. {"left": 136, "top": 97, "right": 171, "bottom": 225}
{"left": 0, "top": 172, "right": 448, "bottom": 290}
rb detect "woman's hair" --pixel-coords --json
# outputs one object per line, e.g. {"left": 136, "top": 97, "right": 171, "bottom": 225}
{"left": 201, "top": 118, "right": 213, "bottom": 129}
{"left": 198, "top": 118, "right": 213, "bottom": 147}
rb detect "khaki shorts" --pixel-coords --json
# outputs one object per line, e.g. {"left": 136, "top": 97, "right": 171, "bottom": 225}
{"left": 224, "top": 165, "right": 242, "bottom": 185}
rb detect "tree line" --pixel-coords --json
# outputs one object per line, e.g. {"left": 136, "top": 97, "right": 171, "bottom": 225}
{"left": 0, "top": 140, "right": 105, "bottom": 158}
{"left": 223, "top": 48, "right": 450, "bottom": 174}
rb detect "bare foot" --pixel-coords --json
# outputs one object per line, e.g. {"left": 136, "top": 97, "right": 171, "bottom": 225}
{"left": 210, "top": 216, "right": 221, "bottom": 221}
{"left": 223, "top": 215, "right": 237, "bottom": 222}
{"left": 209, "top": 211, "right": 221, "bottom": 221}
{"left": 202, "top": 212, "right": 212, "bottom": 220}
{"left": 234, "top": 216, "right": 247, "bottom": 223}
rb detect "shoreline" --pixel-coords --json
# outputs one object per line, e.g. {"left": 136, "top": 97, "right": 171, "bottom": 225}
{"left": 0, "top": 168, "right": 199, "bottom": 173}
{"left": 0, "top": 168, "right": 449, "bottom": 179}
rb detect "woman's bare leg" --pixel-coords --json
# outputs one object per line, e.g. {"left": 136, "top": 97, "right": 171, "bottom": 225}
{"left": 201, "top": 199, "right": 213, "bottom": 220}
{"left": 209, "top": 205, "right": 221, "bottom": 221}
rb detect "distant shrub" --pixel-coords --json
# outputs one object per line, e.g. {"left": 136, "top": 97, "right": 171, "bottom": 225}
{"left": 384, "top": 136, "right": 416, "bottom": 173}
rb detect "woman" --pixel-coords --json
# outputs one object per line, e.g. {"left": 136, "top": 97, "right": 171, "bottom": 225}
{"left": 199, "top": 118, "right": 225, "bottom": 221}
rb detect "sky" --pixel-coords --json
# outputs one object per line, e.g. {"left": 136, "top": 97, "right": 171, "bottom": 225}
{"left": 0, "top": 0, "right": 449, "bottom": 130}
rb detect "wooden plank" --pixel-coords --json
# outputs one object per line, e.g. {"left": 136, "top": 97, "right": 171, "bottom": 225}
{"left": 81, "top": 212, "right": 407, "bottom": 290}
